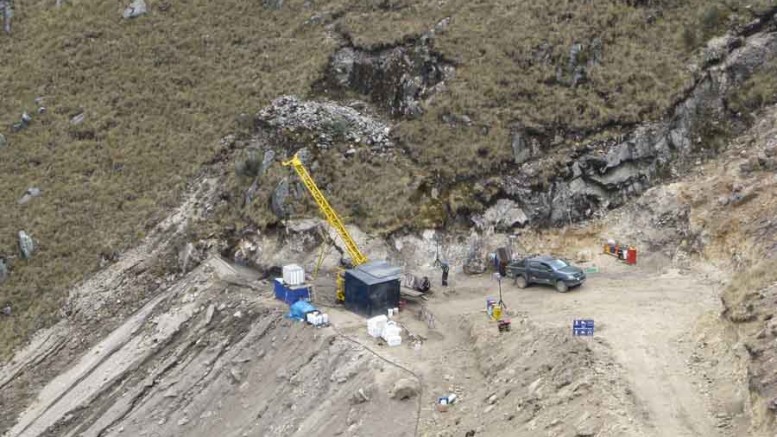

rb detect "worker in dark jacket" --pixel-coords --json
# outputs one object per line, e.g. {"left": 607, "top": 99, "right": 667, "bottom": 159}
{"left": 441, "top": 262, "right": 449, "bottom": 286}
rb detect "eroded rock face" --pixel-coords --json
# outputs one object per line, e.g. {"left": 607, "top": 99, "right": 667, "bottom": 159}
{"left": 473, "top": 199, "right": 528, "bottom": 231}
{"left": 505, "top": 19, "right": 777, "bottom": 227}
{"left": 318, "top": 25, "right": 454, "bottom": 118}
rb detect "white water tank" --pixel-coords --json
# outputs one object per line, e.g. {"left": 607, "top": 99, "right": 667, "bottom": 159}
{"left": 367, "top": 315, "right": 388, "bottom": 338}
{"left": 282, "top": 264, "right": 305, "bottom": 286}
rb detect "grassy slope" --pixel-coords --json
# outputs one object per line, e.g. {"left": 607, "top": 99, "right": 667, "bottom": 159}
{"left": 0, "top": 0, "right": 334, "bottom": 357}
{"left": 0, "top": 0, "right": 770, "bottom": 357}
{"left": 387, "top": 0, "right": 767, "bottom": 179}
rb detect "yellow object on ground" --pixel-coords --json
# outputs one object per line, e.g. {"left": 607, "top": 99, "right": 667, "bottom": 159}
{"left": 492, "top": 305, "right": 502, "bottom": 321}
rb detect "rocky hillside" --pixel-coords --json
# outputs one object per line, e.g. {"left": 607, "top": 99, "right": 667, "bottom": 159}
{"left": 2, "top": 0, "right": 777, "bottom": 359}
{"left": 596, "top": 105, "right": 777, "bottom": 435}
{"left": 225, "top": 5, "right": 777, "bottom": 232}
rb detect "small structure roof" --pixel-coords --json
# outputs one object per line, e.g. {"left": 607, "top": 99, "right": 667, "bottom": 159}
{"left": 346, "top": 260, "right": 401, "bottom": 286}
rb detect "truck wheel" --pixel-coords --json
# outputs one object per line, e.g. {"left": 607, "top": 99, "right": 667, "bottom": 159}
{"left": 515, "top": 276, "right": 527, "bottom": 289}
{"left": 555, "top": 281, "right": 569, "bottom": 293}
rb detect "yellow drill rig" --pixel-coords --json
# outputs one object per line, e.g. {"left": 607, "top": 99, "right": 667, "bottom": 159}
{"left": 282, "top": 153, "right": 368, "bottom": 302}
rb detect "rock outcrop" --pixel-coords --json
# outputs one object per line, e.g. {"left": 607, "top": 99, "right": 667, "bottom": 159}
{"left": 0, "top": 258, "right": 8, "bottom": 284}
{"left": 271, "top": 178, "right": 290, "bottom": 218}
{"left": 18, "top": 187, "right": 41, "bottom": 205}
{"left": 122, "top": 0, "right": 147, "bottom": 19}
{"left": 18, "top": 231, "right": 35, "bottom": 259}
{"left": 317, "top": 20, "right": 454, "bottom": 118}
{"left": 504, "top": 14, "right": 777, "bottom": 227}
{"left": 472, "top": 199, "right": 528, "bottom": 232}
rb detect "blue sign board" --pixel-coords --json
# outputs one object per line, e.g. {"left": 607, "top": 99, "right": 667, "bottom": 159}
{"left": 573, "top": 319, "right": 595, "bottom": 336}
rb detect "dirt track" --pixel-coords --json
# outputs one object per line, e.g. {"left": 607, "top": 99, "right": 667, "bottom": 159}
{"left": 399, "top": 253, "right": 739, "bottom": 437}
{"left": 506, "top": 259, "right": 724, "bottom": 436}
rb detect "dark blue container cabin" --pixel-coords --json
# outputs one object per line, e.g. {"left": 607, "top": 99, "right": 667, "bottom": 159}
{"left": 344, "top": 261, "right": 401, "bottom": 317}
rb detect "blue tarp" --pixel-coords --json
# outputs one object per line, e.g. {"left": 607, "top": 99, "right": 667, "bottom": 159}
{"left": 287, "top": 300, "right": 316, "bottom": 320}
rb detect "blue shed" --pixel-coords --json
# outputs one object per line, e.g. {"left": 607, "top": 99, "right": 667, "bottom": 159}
{"left": 273, "top": 278, "right": 311, "bottom": 305}
{"left": 344, "top": 261, "right": 401, "bottom": 317}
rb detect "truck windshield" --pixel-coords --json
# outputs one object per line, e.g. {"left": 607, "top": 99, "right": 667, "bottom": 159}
{"left": 548, "top": 259, "right": 569, "bottom": 269}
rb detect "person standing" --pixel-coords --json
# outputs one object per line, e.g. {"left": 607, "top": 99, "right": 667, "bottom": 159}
{"left": 441, "top": 262, "right": 449, "bottom": 287}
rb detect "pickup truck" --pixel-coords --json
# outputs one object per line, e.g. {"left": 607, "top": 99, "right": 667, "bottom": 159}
{"left": 505, "top": 255, "right": 586, "bottom": 293}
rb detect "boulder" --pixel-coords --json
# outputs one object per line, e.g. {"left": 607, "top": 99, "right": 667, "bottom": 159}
{"left": 260, "top": 149, "right": 276, "bottom": 175}
{"left": 18, "top": 231, "right": 35, "bottom": 259}
{"left": 351, "top": 387, "right": 371, "bottom": 404}
{"left": 511, "top": 130, "right": 532, "bottom": 165}
{"left": 271, "top": 178, "right": 290, "bottom": 218}
{"left": 262, "top": 0, "right": 284, "bottom": 9}
{"left": 70, "top": 113, "right": 86, "bottom": 125}
{"left": 0, "top": 258, "right": 7, "bottom": 284}
{"left": 243, "top": 177, "right": 260, "bottom": 206}
{"left": 122, "top": 0, "right": 147, "bottom": 19}
{"left": 18, "top": 187, "right": 42, "bottom": 205}
{"left": 390, "top": 378, "right": 419, "bottom": 400}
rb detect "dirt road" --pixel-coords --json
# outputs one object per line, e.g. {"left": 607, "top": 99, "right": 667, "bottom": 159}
{"left": 441, "top": 254, "right": 728, "bottom": 437}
